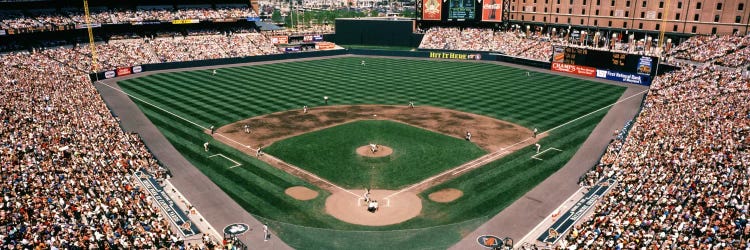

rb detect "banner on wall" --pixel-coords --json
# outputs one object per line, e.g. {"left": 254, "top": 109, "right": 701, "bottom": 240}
{"left": 270, "top": 36, "right": 289, "bottom": 44}
{"left": 422, "top": 0, "right": 442, "bottom": 20}
{"left": 482, "top": 0, "right": 503, "bottom": 21}
{"left": 172, "top": 19, "right": 200, "bottom": 24}
{"left": 429, "top": 52, "right": 482, "bottom": 60}
{"left": 116, "top": 67, "right": 132, "bottom": 76}
{"left": 104, "top": 71, "right": 116, "bottom": 79}
{"left": 596, "top": 69, "right": 651, "bottom": 85}
{"left": 551, "top": 62, "right": 596, "bottom": 77}
{"left": 75, "top": 23, "right": 101, "bottom": 29}
{"left": 315, "top": 42, "right": 336, "bottom": 50}
{"left": 132, "top": 65, "right": 143, "bottom": 73}
{"left": 131, "top": 21, "right": 161, "bottom": 25}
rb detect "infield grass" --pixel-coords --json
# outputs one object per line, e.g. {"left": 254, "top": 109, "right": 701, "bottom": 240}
{"left": 264, "top": 120, "right": 486, "bottom": 189}
{"left": 117, "top": 56, "right": 627, "bottom": 249}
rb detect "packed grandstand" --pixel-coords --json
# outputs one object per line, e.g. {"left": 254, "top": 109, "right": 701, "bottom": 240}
{"left": 1, "top": 5, "right": 749, "bottom": 249}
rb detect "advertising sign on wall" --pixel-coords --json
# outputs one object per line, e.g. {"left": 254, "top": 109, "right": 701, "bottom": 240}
{"left": 270, "top": 36, "right": 289, "bottom": 44}
{"left": 596, "top": 69, "right": 651, "bottom": 85}
{"left": 428, "top": 52, "right": 482, "bottom": 60}
{"left": 422, "top": 0, "right": 442, "bottom": 20}
{"left": 551, "top": 62, "right": 596, "bottom": 77}
{"left": 116, "top": 67, "right": 132, "bottom": 76}
{"left": 482, "top": 0, "right": 503, "bottom": 22}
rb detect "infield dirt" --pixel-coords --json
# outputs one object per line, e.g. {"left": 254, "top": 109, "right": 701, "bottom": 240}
{"left": 214, "top": 105, "right": 541, "bottom": 226}
{"left": 217, "top": 104, "right": 532, "bottom": 152}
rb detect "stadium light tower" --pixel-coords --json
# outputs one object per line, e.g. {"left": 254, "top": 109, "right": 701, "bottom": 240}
{"left": 83, "top": 0, "right": 98, "bottom": 72}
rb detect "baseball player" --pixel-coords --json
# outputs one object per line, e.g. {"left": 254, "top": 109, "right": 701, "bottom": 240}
{"left": 533, "top": 128, "right": 538, "bottom": 138}
{"left": 526, "top": 71, "right": 531, "bottom": 77}
{"left": 243, "top": 124, "right": 250, "bottom": 134}
{"left": 303, "top": 105, "right": 308, "bottom": 114}
{"left": 364, "top": 188, "right": 371, "bottom": 203}
{"left": 408, "top": 101, "right": 415, "bottom": 109}
{"left": 361, "top": 60, "right": 366, "bottom": 66}
{"left": 256, "top": 146, "right": 263, "bottom": 157}
{"left": 323, "top": 96, "right": 329, "bottom": 104}
{"left": 210, "top": 125, "right": 215, "bottom": 135}
{"left": 535, "top": 143, "right": 541, "bottom": 153}
{"left": 465, "top": 131, "right": 472, "bottom": 141}
{"left": 204, "top": 142, "right": 209, "bottom": 152}
{"left": 212, "top": 69, "right": 217, "bottom": 76}
{"left": 263, "top": 224, "right": 269, "bottom": 242}
{"left": 369, "top": 143, "right": 378, "bottom": 153}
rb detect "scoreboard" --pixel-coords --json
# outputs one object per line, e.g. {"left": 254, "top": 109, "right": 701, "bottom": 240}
{"left": 556, "top": 47, "right": 658, "bottom": 76}
{"left": 448, "top": 0, "right": 476, "bottom": 20}
{"left": 418, "top": 0, "right": 503, "bottom": 22}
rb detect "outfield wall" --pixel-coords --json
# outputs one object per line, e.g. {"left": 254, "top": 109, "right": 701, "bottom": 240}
{"left": 90, "top": 49, "right": 668, "bottom": 84}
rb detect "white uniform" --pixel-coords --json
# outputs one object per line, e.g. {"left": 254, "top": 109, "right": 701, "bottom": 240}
{"left": 535, "top": 143, "right": 541, "bottom": 153}
{"left": 204, "top": 142, "right": 209, "bottom": 152}
{"left": 263, "top": 224, "right": 269, "bottom": 241}
{"left": 303, "top": 105, "right": 308, "bottom": 113}
{"left": 212, "top": 69, "right": 217, "bottom": 75}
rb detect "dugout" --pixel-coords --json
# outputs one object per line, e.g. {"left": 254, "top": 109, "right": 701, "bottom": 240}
{"left": 334, "top": 18, "right": 423, "bottom": 47}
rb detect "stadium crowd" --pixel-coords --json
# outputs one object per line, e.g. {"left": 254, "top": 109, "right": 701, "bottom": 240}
{"left": 30, "top": 30, "right": 279, "bottom": 72}
{"left": 561, "top": 62, "right": 749, "bottom": 248}
{"left": 419, "top": 27, "right": 553, "bottom": 61}
{"left": 0, "top": 6, "right": 258, "bottom": 32}
{"left": 420, "top": 27, "right": 750, "bottom": 69}
{"left": 0, "top": 50, "right": 191, "bottom": 248}
{"left": 669, "top": 34, "right": 750, "bottom": 63}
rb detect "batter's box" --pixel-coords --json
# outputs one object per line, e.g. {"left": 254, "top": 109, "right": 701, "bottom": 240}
{"left": 209, "top": 154, "right": 242, "bottom": 168}
{"left": 531, "top": 147, "right": 562, "bottom": 161}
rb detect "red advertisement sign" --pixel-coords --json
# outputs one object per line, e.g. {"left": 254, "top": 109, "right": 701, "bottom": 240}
{"left": 482, "top": 0, "right": 503, "bottom": 22}
{"left": 315, "top": 42, "right": 336, "bottom": 50}
{"left": 116, "top": 67, "right": 132, "bottom": 76}
{"left": 270, "top": 36, "right": 289, "bottom": 44}
{"left": 422, "top": 0, "right": 442, "bottom": 20}
{"left": 551, "top": 62, "right": 596, "bottom": 77}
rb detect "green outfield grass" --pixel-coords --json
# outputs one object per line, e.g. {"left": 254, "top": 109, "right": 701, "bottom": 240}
{"left": 264, "top": 120, "right": 486, "bottom": 189}
{"left": 117, "top": 56, "right": 627, "bottom": 249}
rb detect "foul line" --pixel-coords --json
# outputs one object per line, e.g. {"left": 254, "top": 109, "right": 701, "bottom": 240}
{"left": 208, "top": 154, "right": 242, "bottom": 168}
{"left": 97, "top": 81, "right": 208, "bottom": 130}
{"left": 542, "top": 89, "right": 648, "bottom": 135}
{"left": 98, "top": 80, "right": 362, "bottom": 199}
{"left": 385, "top": 89, "right": 648, "bottom": 200}
{"left": 531, "top": 147, "right": 562, "bottom": 161}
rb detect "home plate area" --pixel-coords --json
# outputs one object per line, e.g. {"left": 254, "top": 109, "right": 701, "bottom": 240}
{"left": 531, "top": 147, "right": 562, "bottom": 161}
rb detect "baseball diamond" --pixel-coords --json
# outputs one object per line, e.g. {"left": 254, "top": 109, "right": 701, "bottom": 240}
{"left": 113, "top": 56, "right": 628, "bottom": 249}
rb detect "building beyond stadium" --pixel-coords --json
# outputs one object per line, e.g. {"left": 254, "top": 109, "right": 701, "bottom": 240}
{"left": 509, "top": 0, "right": 750, "bottom": 35}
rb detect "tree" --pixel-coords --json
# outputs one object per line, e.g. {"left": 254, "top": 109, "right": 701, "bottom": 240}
{"left": 271, "top": 9, "right": 283, "bottom": 23}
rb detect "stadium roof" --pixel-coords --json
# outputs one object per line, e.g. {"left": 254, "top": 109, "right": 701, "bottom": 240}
{"left": 254, "top": 21, "right": 283, "bottom": 31}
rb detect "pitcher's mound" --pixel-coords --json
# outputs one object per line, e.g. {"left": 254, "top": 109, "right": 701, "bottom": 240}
{"left": 428, "top": 188, "right": 463, "bottom": 203}
{"left": 355, "top": 145, "right": 393, "bottom": 157}
{"left": 326, "top": 190, "right": 421, "bottom": 226}
{"left": 285, "top": 186, "right": 319, "bottom": 201}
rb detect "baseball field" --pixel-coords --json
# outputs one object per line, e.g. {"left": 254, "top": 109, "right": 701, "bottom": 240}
{"left": 117, "top": 56, "right": 625, "bottom": 249}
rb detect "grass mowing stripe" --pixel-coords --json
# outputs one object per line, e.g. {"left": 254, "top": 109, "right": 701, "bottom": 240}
{"left": 125, "top": 77, "right": 235, "bottom": 123}
{"left": 118, "top": 57, "right": 628, "bottom": 249}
